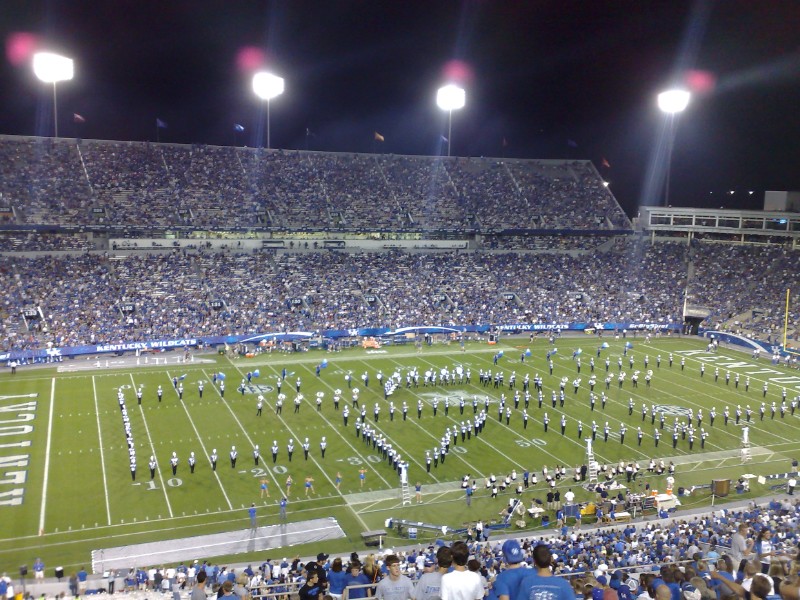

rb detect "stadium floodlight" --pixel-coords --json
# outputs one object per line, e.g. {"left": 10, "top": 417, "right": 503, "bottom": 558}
{"left": 33, "top": 52, "right": 74, "bottom": 139}
{"left": 437, "top": 84, "right": 465, "bottom": 157}
{"left": 252, "top": 72, "right": 285, "bottom": 149}
{"left": 657, "top": 88, "right": 691, "bottom": 207}
{"left": 657, "top": 89, "right": 690, "bottom": 114}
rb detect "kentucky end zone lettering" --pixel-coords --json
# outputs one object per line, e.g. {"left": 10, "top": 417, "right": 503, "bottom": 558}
{"left": 0, "top": 397, "right": 38, "bottom": 506}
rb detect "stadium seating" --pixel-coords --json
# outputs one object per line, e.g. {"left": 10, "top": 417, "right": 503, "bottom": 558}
{"left": 1, "top": 135, "right": 798, "bottom": 352}
{"left": 0, "top": 136, "right": 631, "bottom": 231}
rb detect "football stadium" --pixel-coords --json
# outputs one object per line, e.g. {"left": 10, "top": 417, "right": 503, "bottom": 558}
{"left": 1, "top": 4, "right": 800, "bottom": 600}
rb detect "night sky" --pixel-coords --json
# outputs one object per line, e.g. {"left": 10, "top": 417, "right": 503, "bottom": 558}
{"left": 1, "top": 0, "right": 799, "bottom": 217}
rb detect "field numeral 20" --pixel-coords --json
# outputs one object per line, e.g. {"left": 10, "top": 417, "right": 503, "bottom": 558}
{"left": 251, "top": 466, "right": 288, "bottom": 477}
{"left": 515, "top": 438, "right": 547, "bottom": 448}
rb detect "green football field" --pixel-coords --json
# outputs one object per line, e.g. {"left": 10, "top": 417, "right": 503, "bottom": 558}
{"left": 1, "top": 335, "right": 799, "bottom": 572}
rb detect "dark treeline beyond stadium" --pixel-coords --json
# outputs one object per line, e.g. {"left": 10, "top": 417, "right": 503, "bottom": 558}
{"left": 0, "top": 136, "right": 798, "bottom": 356}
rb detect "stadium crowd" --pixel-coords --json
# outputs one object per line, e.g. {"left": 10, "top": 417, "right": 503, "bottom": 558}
{"left": 1, "top": 136, "right": 798, "bottom": 352}
{"left": 0, "top": 137, "right": 629, "bottom": 231}
{"left": 15, "top": 496, "right": 800, "bottom": 600}
{"left": 2, "top": 237, "right": 799, "bottom": 353}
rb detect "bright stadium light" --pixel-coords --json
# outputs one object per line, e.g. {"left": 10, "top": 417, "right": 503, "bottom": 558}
{"left": 658, "top": 88, "right": 691, "bottom": 207}
{"left": 657, "top": 89, "right": 690, "bottom": 114}
{"left": 33, "top": 52, "right": 74, "bottom": 138}
{"left": 252, "top": 72, "right": 285, "bottom": 149}
{"left": 437, "top": 84, "right": 465, "bottom": 157}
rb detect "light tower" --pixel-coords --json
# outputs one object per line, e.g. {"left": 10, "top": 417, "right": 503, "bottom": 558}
{"left": 33, "top": 52, "right": 74, "bottom": 139}
{"left": 436, "top": 84, "right": 465, "bottom": 157}
{"left": 657, "top": 89, "right": 690, "bottom": 207}
{"left": 252, "top": 72, "right": 285, "bottom": 149}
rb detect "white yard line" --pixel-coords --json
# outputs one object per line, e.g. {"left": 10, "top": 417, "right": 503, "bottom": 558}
{"left": 260, "top": 362, "right": 394, "bottom": 487}
{"left": 357, "top": 358, "right": 481, "bottom": 478}
{"left": 130, "top": 375, "right": 173, "bottom": 518}
{"left": 92, "top": 376, "right": 112, "bottom": 525}
{"left": 37, "top": 378, "right": 56, "bottom": 534}
{"left": 199, "top": 369, "right": 282, "bottom": 492}
{"left": 379, "top": 358, "right": 486, "bottom": 478}
{"left": 165, "top": 372, "right": 233, "bottom": 511}
{"left": 224, "top": 361, "right": 372, "bottom": 531}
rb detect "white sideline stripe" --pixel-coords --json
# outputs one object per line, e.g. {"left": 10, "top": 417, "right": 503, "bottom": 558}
{"left": 99, "top": 523, "right": 342, "bottom": 563}
{"left": 130, "top": 374, "right": 173, "bottom": 518}
{"left": 38, "top": 378, "right": 56, "bottom": 534}
{"left": 92, "top": 376, "right": 112, "bottom": 525}
{"left": 166, "top": 371, "right": 233, "bottom": 511}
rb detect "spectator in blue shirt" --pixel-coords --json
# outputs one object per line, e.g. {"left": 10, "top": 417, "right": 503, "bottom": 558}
{"left": 345, "top": 561, "right": 372, "bottom": 599}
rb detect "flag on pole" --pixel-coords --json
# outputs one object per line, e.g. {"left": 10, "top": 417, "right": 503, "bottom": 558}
{"left": 374, "top": 132, "right": 385, "bottom": 142}
{"left": 601, "top": 157, "right": 611, "bottom": 168}
{"left": 156, "top": 118, "right": 168, "bottom": 129}
{"left": 73, "top": 113, "right": 86, "bottom": 124}
{"left": 502, "top": 137, "right": 508, "bottom": 147}
{"left": 252, "top": 369, "right": 260, "bottom": 378}
{"left": 234, "top": 123, "right": 245, "bottom": 132}
{"left": 567, "top": 139, "right": 579, "bottom": 148}
{"left": 440, "top": 135, "right": 449, "bottom": 143}
{"left": 178, "top": 374, "right": 187, "bottom": 381}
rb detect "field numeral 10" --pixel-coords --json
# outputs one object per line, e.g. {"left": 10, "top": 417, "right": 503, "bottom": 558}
{"left": 146, "top": 478, "right": 182, "bottom": 490}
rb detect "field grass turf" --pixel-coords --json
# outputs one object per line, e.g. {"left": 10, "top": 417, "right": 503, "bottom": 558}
{"left": 1, "top": 335, "right": 799, "bottom": 571}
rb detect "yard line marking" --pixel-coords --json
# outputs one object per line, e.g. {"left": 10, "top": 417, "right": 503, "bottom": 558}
{"left": 130, "top": 375, "right": 173, "bottom": 518}
{"left": 467, "top": 353, "right": 645, "bottom": 463}
{"left": 199, "top": 369, "right": 282, "bottom": 492}
{"left": 38, "top": 378, "right": 56, "bottom": 535}
{"left": 619, "top": 366, "right": 785, "bottom": 449}
{"left": 297, "top": 363, "right": 440, "bottom": 483}
{"left": 260, "top": 362, "right": 393, "bottom": 487}
{"left": 380, "top": 357, "right": 486, "bottom": 478}
{"left": 356, "top": 358, "right": 483, "bottom": 478}
{"left": 166, "top": 372, "right": 233, "bottom": 511}
{"left": 415, "top": 353, "right": 617, "bottom": 468}
{"left": 641, "top": 344, "right": 795, "bottom": 445}
{"left": 224, "top": 362, "right": 371, "bottom": 531}
{"left": 91, "top": 376, "right": 112, "bottom": 526}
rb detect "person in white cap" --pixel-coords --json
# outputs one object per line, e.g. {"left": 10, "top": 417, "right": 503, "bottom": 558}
{"left": 320, "top": 437, "right": 327, "bottom": 458}
{"left": 170, "top": 452, "right": 179, "bottom": 476}
{"left": 230, "top": 445, "right": 237, "bottom": 468}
